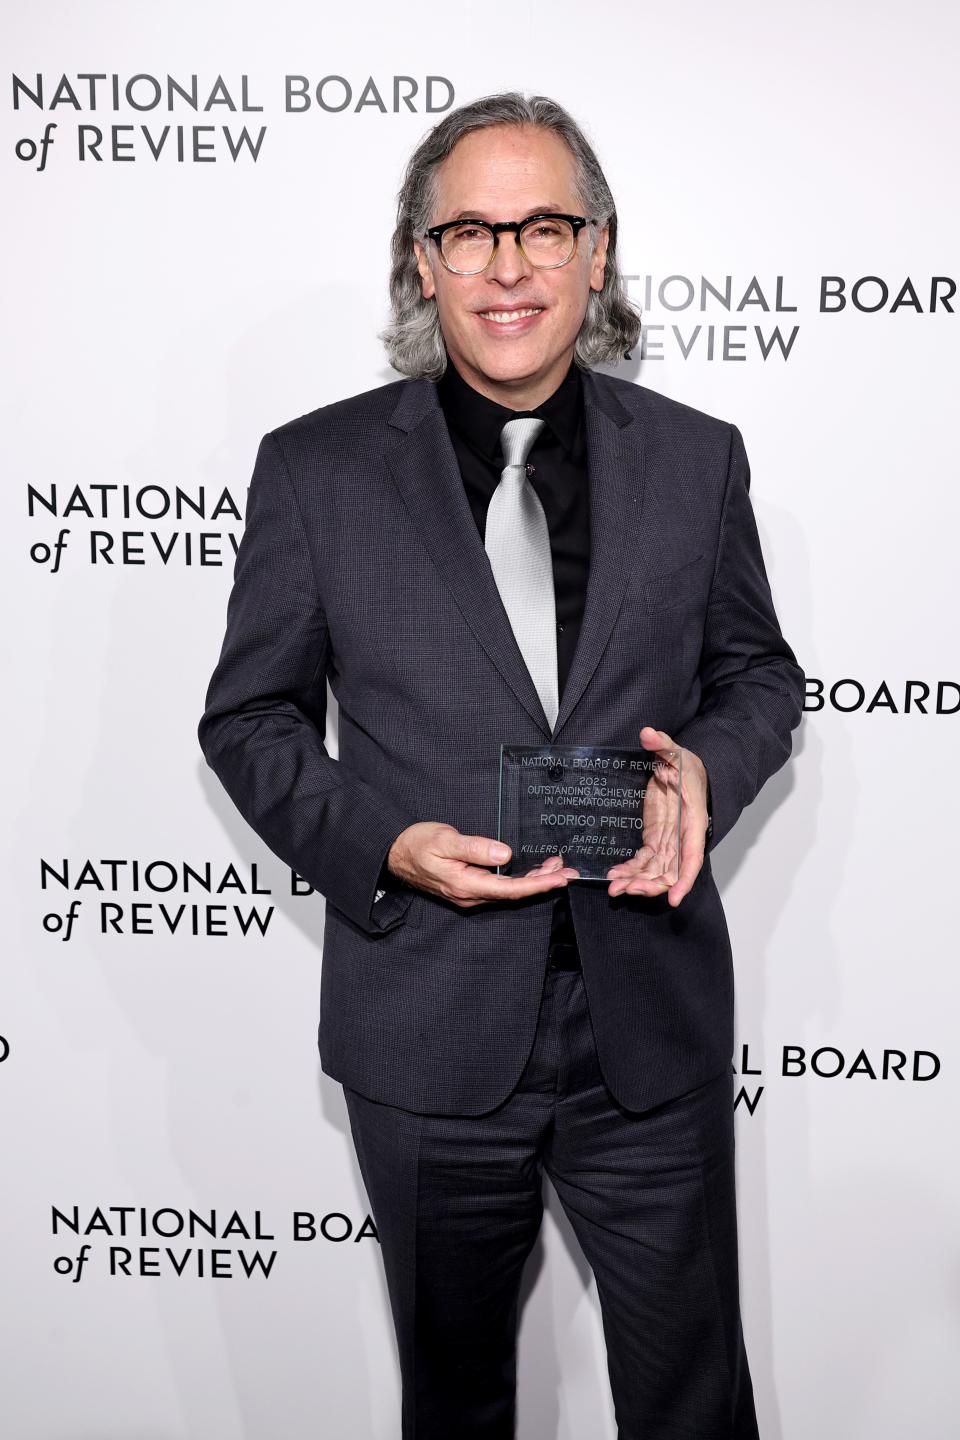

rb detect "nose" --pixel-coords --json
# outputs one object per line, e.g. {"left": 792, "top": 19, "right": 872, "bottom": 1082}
{"left": 487, "top": 230, "right": 533, "bottom": 286}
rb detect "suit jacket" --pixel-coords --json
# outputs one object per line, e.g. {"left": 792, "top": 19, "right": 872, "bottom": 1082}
{"left": 198, "top": 366, "right": 804, "bottom": 1115}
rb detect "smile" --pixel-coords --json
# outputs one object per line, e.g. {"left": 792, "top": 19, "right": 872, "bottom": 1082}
{"left": 477, "top": 307, "right": 545, "bottom": 323}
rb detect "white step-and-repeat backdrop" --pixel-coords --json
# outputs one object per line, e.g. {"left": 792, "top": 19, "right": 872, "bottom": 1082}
{"left": 4, "top": 2, "right": 957, "bottom": 1436}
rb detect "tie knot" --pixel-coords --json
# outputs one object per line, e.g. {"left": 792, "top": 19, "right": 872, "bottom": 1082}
{"left": 499, "top": 416, "right": 545, "bottom": 470}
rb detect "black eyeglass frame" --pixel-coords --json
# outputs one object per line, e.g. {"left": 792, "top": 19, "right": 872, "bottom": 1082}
{"left": 423, "top": 212, "right": 597, "bottom": 274}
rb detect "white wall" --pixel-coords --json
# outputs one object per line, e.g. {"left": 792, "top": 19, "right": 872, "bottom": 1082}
{"left": 3, "top": 2, "right": 958, "bottom": 1435}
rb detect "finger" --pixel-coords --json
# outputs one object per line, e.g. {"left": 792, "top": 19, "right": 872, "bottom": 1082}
{"left": 609, "top": 872, "right": 671, "bottom": 897}
{"left": 608, "top": 821, "right": 684, "bottom": 894}
{"left": 608, "top": 850, "right": 669, "bottom": 897}
{"left": 441, "top": 833, "right": 514, "bottom": 868}
{"left": 527, "top": 854, "right": 566, "bottom": 875}
{"left": 640, "top": 730, "right": 682, "bottom": 796}
{"left": 448, "top": 862, "right": 580, "bottom": 903}
{"left": 606, "top": 845, "right": 657, "bottom": 879}
{"left": 666, "top": 815, "right": 707, "bottom": 907}
{"left": 640, "top": 725, "right": 678, "bottom": 756}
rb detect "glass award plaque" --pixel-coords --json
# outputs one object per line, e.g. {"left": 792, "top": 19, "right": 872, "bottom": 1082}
{"left": 496, "top": 744, "right": 682, "bottom": 884}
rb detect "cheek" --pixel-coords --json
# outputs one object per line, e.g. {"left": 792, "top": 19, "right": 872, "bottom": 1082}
{"left": 434, "top": 289, "right": 466, "bottom": 331}
{"left": 551, "top": 286, "right": 589, "bottom": 327}
{"left": 441, "top": 285, "right": 480, "bottom": 323}
{"left": 551, "top": 267, "right": 592, "bottom": 316}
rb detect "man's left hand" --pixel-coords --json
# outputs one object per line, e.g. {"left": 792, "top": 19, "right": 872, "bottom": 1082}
{"left": 606, "top": 725, "right": 709, "bottom": 908}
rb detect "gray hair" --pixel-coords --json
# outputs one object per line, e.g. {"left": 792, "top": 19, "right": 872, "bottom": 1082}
{"left": 379, "top": 92, "right": 641, "bottom": 378}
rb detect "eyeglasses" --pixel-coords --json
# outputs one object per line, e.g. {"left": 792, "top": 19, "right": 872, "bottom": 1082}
{"left": 424, "top": 213, "right": 597, "bottom": 275}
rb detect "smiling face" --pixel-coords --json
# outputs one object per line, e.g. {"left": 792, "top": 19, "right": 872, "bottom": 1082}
{"left": 413, "top": 124, "right": 609, "bottom": 410}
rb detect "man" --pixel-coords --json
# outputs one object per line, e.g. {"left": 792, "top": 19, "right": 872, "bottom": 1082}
{"left": 199, "top": 91, "right": 803, "bottom": 1439}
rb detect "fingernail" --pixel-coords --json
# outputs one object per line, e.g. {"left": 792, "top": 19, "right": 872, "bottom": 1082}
{"left": 491, "top": 844, "right": 510, "bottom": 860}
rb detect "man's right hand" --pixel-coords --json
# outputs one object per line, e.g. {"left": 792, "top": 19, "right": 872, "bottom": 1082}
{"left": 387, "top": 822, "right": 579, "bottom": 909}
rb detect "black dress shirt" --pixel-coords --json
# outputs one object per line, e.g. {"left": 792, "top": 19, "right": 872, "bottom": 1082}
{"left": 435, "top": 357, "right": 590, "bottom": 953}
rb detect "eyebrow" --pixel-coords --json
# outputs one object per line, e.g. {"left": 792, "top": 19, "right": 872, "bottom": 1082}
{"left": 448, "top": 203, "right": 568, "bottom": 221}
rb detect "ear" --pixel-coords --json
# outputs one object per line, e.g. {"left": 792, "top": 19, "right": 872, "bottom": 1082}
{"left": 588, "top": 223, "right": 609, "bottom": 293}
{"left": 413, "top": 238, "right": 436, "bottom": 301}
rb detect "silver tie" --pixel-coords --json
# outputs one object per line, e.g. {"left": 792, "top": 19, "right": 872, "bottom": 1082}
{"left": 485, "top": 417, "right": 559, "bottom": 730}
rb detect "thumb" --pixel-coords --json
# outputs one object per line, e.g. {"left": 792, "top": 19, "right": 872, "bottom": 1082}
{"left": 454, "top": 833, "right": 512, "bottom": 865}
{"left": 640, "top": 725, "right": 674, "bottom": 750}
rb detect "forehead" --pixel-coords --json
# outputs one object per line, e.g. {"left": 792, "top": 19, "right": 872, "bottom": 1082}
{"left": 433, "top": 124, "right": 579, "bottom": 220}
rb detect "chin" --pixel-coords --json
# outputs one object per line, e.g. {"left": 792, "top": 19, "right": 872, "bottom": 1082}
{"left": 472, "top": 347, "right": 550, "bottom": 381}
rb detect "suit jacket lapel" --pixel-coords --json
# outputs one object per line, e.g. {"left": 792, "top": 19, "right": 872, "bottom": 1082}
{"left": 385, "top": 368, "right": 645, "bottom": 740}
{"left": 554, "top": 368, "right": 645, "bottom": 734}
{"left": 386, "top": 382, "right": 553, "bottom": 734}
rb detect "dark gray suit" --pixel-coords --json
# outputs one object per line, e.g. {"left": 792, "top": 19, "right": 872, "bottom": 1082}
{"left": 199, "top": 365, "right": 802, "bottom": 1437}
{"left": 198, "top": 366, "right": 803, "bottom": 1116}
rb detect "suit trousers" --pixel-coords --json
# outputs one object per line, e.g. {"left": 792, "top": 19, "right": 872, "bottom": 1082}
{"left": 342, "top": 960, "right": 760, "bottom": 1440}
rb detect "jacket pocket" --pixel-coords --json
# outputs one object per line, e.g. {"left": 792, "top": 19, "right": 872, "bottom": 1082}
{"left": 630, "top": 553, "right": 707, "bottom": 614}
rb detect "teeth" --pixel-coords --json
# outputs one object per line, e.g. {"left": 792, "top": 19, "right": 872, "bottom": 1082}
{"left": 479, "top": 308, "right": 543, "bottom": 323}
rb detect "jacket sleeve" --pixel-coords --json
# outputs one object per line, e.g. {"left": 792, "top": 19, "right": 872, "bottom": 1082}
{"left": 674, "top": 423, "right": 804, "bottom": 851}
{"left": 197, "top": 431, "right": 417, "bottom": 934}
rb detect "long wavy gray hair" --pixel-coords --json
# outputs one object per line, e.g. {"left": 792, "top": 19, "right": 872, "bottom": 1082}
{"left": 379, "top": 92, "right": 641, "bottom": 378}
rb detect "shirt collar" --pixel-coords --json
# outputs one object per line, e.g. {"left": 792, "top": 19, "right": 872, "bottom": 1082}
{"left": 436, "top": 355, "right": 584, "bottom": 462}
